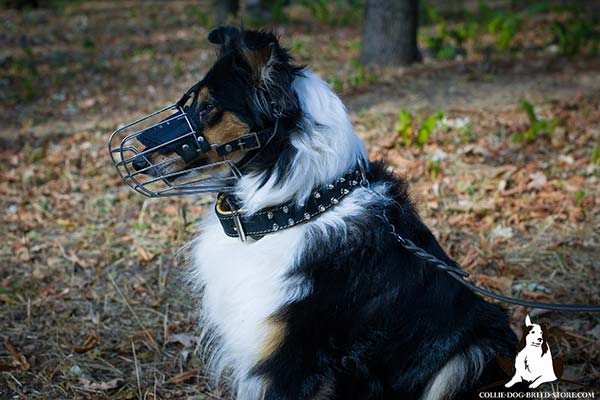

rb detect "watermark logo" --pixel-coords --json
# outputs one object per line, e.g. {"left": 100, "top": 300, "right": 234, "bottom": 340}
{"left": 476, "top": 315, "right": 597, "bottom": 398}
{"left": 505, "top": 315, "right": 560, "bottom": 389}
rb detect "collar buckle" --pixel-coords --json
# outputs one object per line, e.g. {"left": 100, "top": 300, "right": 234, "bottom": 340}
{"left": 237, "top": 132, "right": 261, "bottom": 152}
{"left": 225, "top": 196, "right": 247, "bottom": 242}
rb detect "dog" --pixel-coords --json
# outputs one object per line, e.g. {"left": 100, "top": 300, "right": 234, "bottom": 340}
{"left": 127, "top": 26, "right": 519, "bottom": 399}
{"left": 505, "top": 315, "right": 558, "bottom": 389}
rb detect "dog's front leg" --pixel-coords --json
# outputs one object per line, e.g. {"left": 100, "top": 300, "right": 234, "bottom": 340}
{"left": 528, "top": 375, "right": 551, "bottom": 389}
{"left": 259, "top": 374, "right": 335, "bottom": 400}
{"left": 504, "top": 375, "right": 522, "bottom": 388}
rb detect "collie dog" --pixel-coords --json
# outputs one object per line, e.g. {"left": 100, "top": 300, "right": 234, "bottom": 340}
{"left": 505, "top": 315, "right": 558, "bottom": 389}
{"left": 132, "top": 26, "right": 518, "bottom": 399}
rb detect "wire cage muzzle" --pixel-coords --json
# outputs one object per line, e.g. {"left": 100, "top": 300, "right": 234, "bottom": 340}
{"left": 108, "top": 103, "right": 240, "bottom": 198}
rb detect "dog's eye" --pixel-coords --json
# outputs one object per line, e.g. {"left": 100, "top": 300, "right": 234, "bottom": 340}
{"left": 197, "top": 103, "right": 214, "bottom": 119}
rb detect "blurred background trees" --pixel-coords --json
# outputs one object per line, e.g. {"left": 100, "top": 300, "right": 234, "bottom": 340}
{"left": 360, "top": 0, "right": 420, "bottom": 65}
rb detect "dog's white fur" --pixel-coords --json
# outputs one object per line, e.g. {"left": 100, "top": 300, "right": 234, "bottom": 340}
{"left": 235, "top": 71, "right": 366, "bottom": 215}
{"left": 505, "top": 315, "right": 557, "bottom": 389}
{"left": 187, "top": 70, "right": 486, "bottom": 399}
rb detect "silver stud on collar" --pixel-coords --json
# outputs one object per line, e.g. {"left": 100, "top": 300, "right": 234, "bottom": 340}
{"left": 331, "top": 197, "right": 339, "bottom": 205}
{"left": 327, "top": 184, "right": 334, "bottom": 190}
{"left": 225, "top": 144, "right": 233, "bottom": 153}
{"left": 351, "top": 180, "right": 358, "bottom": 186}
{"left": 182, "top": 144, "right": 190, "bottom": 152}
{"left": 304, "top": 213, "right": 311, "bottom": 220}
{"left": 267, "top": 211, "right": 274, "bottom": 220}
{"left": 338, "top": 177, "right": 346, "bottom": 183}
{"left": 282, "top": 206, "right": 289, "bottom": 213}
{"left": 341, "top": 188, "right": 349, "bottom": 195}
{"left": 288, "top": 218, "right": 295, "bottom": 226}
{"left": 314, "top": 192, "right": 321, "bottom": 199}
{"left": 318, "top": 205, "right": 326, "bottom": 212}
{"left": 272, "top": 223, "right": 279, "bottom": 231}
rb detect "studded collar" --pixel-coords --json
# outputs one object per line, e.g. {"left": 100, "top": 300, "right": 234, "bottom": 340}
{"left": 215, "top": 164, "right": 367, "bottom": 241}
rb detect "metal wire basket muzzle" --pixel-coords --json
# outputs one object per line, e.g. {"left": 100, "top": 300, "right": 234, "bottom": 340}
{"left": 108, "top": 103, "right": 240, "bottom": 198}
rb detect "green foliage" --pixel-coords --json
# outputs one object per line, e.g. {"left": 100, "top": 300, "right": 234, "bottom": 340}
{"left": 327, "top": 57, "right": 376, "bottom": 92}
{"left": 422, "top": 1, "right": 598, "bottom": 59}
{"left": 291, "top": 39, "right": 303, "bottom": 52}
{"left": 188, "top": 4, "right": 213, "bottom": 27}
{"left": 488, "top": 12, "right": 519, "bottom": 52}
{"left": 132, "top": 47, "right": 156, "bottom": 61}
{"left": 591, "top": 144, "right": 600, "bottom": 165}
{"left": 421, "top": 4, "right": 468, "bottom": 59}
{"left": 551, "top": 17, "right": 598, "bottom": 56}
{"left": 21, "top": 75, "right": 35, "bottom": 100}
{"left": 270, "top": 0, "right": 288, "bottom": 23}
{"left": 394, "top": 110, "right": 444, "bottom": 149}
{"left": 300, "top": 0, "right": 364, "bottom": 26}
{"left": 417, "top": 112, "right": 444, "bottom": 148}
{"left": 428, "top": 160, "right": 441, "bottom": 179}
{"left": 3, "top": 44, "right": 40, "bottom": 100}
{"left": 174, "top": 57, "right": 184, "bottom": 77}
{"left": 395, "top": 109, "right": 413, "bottom": 147}
{"left": 575, "top": 189, "right": 586, "bottom": 207}
{"left": 512, "top": 100, "right": 557, "bottom": 143}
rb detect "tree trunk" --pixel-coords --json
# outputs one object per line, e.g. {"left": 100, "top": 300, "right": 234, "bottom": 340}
{"left": 215, "top": 0, "right": 239, "bottom": 23}
{"left": 360, "top": 0, "right": 420, "bottom": 66}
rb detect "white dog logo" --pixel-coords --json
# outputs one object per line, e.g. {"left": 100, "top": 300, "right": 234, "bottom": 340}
{"left": 505, "top": 315, "right": 558, "bottom": 389}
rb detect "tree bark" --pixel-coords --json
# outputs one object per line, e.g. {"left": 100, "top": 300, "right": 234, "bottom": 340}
{"left": 360, "top": 0, "right": 420, "bottom": 66}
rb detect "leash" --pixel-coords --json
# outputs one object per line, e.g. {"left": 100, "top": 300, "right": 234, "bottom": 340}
{"left": 391, "top": 231, "right": 600, "bottom": 312}
{"left": 359, "top": 167, "right": 600, "bottom": 313}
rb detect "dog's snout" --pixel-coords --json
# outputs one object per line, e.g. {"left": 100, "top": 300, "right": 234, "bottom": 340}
{"left": 132, "top": 155, "right": 149, "bottom": 171}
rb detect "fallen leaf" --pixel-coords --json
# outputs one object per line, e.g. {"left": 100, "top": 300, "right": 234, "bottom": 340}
{"left": 4, "top": 336, "right": 30, "bottom": 371}
{"left": 134, "top": 239, "right": 153, "bottom": 262}
{"left": 73, "top": 332, "right": 98, "bottom": 353}
{"left": 80, "top": 377, "right": 123, "bottom": 391}
{"left": 167, "top": 369, "right": 199, "bottom": 384}
{"left": 476, "top": 275, "right": 513, "bottom": 292}
{"left": 0, "top": 294, "right": 15, "bottom": 304}
{"left": 527, "top": 171, "right": 547, "bottom": 190}
{"left": 166, "top": 333, "right": 198, "bottom": 348}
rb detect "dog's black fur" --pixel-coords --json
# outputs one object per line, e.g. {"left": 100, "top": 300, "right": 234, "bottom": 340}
{"left": 248, "top": 161, "right": 517, "bottom": 399}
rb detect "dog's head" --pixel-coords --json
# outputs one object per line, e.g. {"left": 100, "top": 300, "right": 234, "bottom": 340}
{"left": 518, "top": 315, "right": 550, "bottom": 355}
{"left": 132, "top": 26, "right": 301, "bottom": 183}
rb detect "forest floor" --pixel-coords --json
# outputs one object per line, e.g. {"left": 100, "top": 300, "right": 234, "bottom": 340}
{"left": 1, "top": 1, "right": 599, "bottom": 398}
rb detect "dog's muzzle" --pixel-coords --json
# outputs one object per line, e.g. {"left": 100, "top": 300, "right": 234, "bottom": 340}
{"left": 108, "top": 83, "right": 276, "bottom": 197}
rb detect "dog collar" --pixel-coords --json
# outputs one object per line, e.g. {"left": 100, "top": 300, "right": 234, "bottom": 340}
{"left": 215, "top": 165, "right": 367, "bottom": 241}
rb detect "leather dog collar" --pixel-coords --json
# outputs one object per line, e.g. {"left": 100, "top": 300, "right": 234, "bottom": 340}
{"left": 215, "top": 165, "right": 367, "bottom": 241}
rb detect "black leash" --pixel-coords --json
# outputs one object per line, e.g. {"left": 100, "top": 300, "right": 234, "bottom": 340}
{"left": 390, "top": 231, "right": 600, "bottom": 312}
{"left": 359, "top": 168, "right": 600, "bottom": 313}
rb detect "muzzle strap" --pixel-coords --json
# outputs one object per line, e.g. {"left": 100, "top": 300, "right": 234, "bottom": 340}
{"left": 214, "top": 127, "right": 275, "bottom": 157}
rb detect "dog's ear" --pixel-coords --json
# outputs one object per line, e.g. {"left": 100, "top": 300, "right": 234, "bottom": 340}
{"left": 208, "top": 25, "right": 242, "bottom": 54}
{"left": 208, "top": 26, "right": 278, "bottom": 85}
{"left": 208, "top": 26, "right": 298, "bottom": 118}
{"left": 525, "top": 314, "right": 533, "bottom": 327}
{"left": 238, "top": 29, "right": 281, "bottom": 86}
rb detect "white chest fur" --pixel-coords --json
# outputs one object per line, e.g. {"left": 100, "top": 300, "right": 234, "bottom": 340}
{"left": 188, "top": 211, "right": 310, "bottom": 396}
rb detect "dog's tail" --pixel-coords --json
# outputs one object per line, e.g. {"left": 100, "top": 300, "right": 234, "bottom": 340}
{"left": 420, "top": 345, "right": 489, "bottom": 400}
